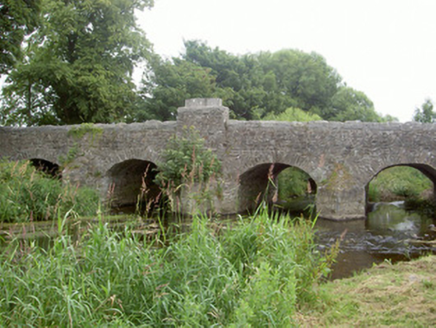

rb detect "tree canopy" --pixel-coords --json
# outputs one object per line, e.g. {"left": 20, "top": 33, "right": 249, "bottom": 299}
{"left": 327, "top": 86, "right": 396, "bottom": 122}
{"left": 414, "top": 99, "right": 435, "bottom": 123}
{"left": 0, "top": 0, "right": 42, "bottom": 75}
{"left": 2, "top": 19, "right": 396, "bottom": 126}
{"left": 138, "top": 40, "right": 393, "bottom": 123}
{"left": 135, "top": 55, "right": 218, "bottom": 121}
{"left": 1, "top": 0, "right": 153, "bottom": 126}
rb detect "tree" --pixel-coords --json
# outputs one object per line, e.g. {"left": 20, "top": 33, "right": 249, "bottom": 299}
{"left": 183, "top": 40, "right": 270, "bottom": 120}
{"left": 263, "top": 107, "right": 322, "bottom": 122}
{"left": 136, "top": 55, "right": 220, "bottom": 121}
{"left": 1, "top": 0, "right": 153, "bottom": 126}
{"left": 414, "top": 99, "right": 435, "bottom": 123}
{"left": 0, "top": 0, "right": 41, "bottom": 75}
{"left": 258, "top": 49, "right": 342, "bottom": 116}
{"left": 327, "top": 86, "right": 393, "bottom": 122}
{"left": 138, "top": 40, "right": 387, "bottom": 123}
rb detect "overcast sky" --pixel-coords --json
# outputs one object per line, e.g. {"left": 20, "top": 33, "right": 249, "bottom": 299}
{"left": 138, "top": 0, "right": 436, "bottom": 122}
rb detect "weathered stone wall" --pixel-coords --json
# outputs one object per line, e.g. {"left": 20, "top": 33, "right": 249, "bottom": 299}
{"left": 222, "top": 119, "right": 436, "bottom": 219}
{"left": 1, "top": 98, "right": 436, "bottom": 220}
{"left": 0, "top": 121, "right": 177, "bottom": 206}
{"left": 0, "top": 125, "right": 72, "bottom": 165}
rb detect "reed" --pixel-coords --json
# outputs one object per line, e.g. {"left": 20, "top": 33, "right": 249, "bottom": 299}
{"left": 0, "top": 159, "right": 99, "bottom": 223}
{"left": 0, "top": 208, "right": 337, "bottom": 327}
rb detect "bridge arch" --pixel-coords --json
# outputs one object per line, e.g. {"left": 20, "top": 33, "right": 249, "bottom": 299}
{"left": 237, "top": 162, "right": 317, "bottom": 213}
{"left": 365, "top": 163, "right": 436, "bottom": 206}
{"left": 105, "top": 159, "right": 162, "bottom": 213}
{"left": 30, "top": 158, "right": 61, "bottom": 179}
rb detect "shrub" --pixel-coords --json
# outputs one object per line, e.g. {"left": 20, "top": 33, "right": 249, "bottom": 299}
{"left": 155, "top": 127, "right": 222, "bottom": 213}
{"left": 155, "top": 126, "right": 221, "bottom": 189}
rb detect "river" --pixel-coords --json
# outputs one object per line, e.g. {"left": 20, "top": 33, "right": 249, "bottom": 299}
{"left": 315, "top": 201, "right": 436, "bottom": 279}
{"left": 1, "top": 201, "right": 435, "bottom": 280}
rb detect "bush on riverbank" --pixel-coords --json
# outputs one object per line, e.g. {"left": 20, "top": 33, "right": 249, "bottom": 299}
{"left": 0, "top": 210, "right": 337, "bottom": 326}
{"left": 0, "top": 159, "right": 99, "bottom": 222}
{"left": 368, "top": 166, "right": 432, "bottom": 202}
{"left": 277, "top": 166, "right": 312, "bottom": 200}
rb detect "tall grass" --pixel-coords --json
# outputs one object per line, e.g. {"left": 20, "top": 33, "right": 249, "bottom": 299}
{"left": 0, "top": 209, "right": 337, "bottom": 327}
{"left": 0, "top": 159, "right": 99, "bottom": 222}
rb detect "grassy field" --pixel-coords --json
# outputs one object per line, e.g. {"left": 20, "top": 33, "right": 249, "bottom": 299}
{"left": 297, "top": 255, "right": 436, "bottom": 327}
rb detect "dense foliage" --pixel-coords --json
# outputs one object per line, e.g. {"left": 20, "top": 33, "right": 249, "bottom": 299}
{"left": 138, "top": 40, "right": 395, "bottom": 123}
{"left": 2, "top": 3, "right": 396, "bottom": 127}
{"left": 277, "top": 167, "right": 314, "bottom": 201}
{"left": 0, "top": 159, "right": 99, "bottom": 222}
{"left": 263, "top": 107, "right": 323, "bottom": 122}
{"left": 0, "top": 211, "right": 336, "bottom": 326}
{"left": 0, "top": 0, "right": 42, "bottom": 75}
{"left": 1, "top": 1, "right": 398, "bottom": 126}
{"left": 327, "top": 86, "right": 396, "bottom": 122}
{"left": 414, "top": 99, "right": 436, "bottom": 123}
{"left": 136, "top": 55, "right": 219, "bottom": 121}
{"left": 368, "top": 166, "right": 433, "bottom": 202}
{"left": 1, "top": 0, "right": 153, "bottom": 126}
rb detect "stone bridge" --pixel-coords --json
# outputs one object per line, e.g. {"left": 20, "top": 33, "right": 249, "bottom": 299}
{"left": 1, "top": 98, "right": 436, "bottom": 220}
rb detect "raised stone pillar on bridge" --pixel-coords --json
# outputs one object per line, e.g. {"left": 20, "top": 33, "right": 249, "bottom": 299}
{"left": 174, "top": 99, "right": 231, "bottom": 215}
{"left": 177, "top": 98, "right": 228, "bottom": 154}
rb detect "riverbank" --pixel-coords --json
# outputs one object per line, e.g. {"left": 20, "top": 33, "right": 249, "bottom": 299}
{"left": 0, "top": 212, "right": 338, "bottom": 326}
{"left": 1, "top": 213, "right": 434, "bottom": 326}
{"left": 297, "top": 254, "right": 436, "bottom": 327}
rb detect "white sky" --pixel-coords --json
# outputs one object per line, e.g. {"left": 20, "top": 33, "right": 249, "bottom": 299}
{"left": 137, "top": 0, "right": 436, "bottom": 122}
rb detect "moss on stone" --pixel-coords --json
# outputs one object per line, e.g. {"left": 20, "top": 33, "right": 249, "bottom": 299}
{"left": 323, "top": 163, "right": 353, "bottom": 191}
{"left": 68, "top": 123, "right": 103, "bottom": 142}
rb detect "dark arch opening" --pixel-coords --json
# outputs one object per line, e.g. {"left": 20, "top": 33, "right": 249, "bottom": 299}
{"left": 106, "top": 159, "right": 163, "bottom": 214}
{"left": 238, "top": 163, "right": 316, "bottom": 215}
{"left": 365, "top": 164, "right": 436, "bottom": 213}
{"left": 30, "top": 158, "right": 61, "bottom": 179}
{"left": 365, "top": 164, "right": 436, "bottom": 248}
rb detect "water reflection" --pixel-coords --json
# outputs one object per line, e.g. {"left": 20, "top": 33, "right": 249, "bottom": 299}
{"left": 316, "top": 201, "right": 436, "bottom": 280}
